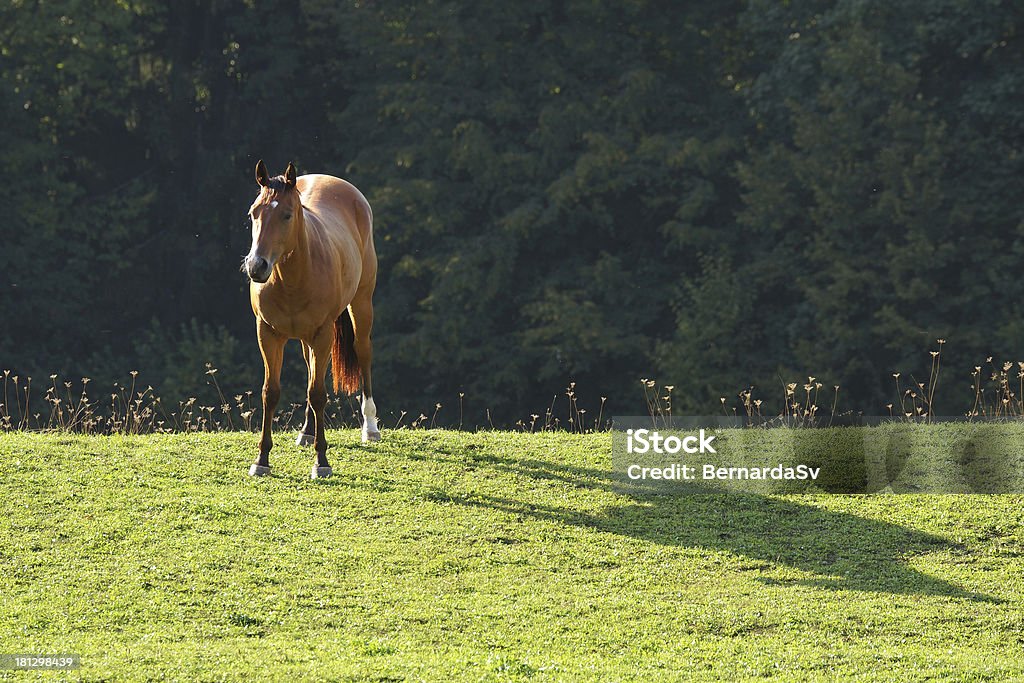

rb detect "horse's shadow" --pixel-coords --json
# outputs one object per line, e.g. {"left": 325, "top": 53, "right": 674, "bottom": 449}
{"left": 416, "top": 444, "right": 1000, "bottom": 603}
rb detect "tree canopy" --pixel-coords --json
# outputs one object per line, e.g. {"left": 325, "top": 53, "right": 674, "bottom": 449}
{"left": 2, "top": 0, "right": 1022, "bottom": 423}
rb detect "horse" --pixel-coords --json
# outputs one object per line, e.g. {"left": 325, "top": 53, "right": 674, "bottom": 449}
{"left": 242, "top": 160, "right": 380, "bottom": 479}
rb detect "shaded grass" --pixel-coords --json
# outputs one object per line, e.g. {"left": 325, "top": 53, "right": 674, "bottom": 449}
{"left": 0, "top": 430, "right": 1022, "bottom": 681}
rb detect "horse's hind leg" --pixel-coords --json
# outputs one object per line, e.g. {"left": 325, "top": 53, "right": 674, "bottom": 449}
{"left": 296, "top": 342, "right": 316, "bottom": 446}
{"left": 350, "top": 288, "right": 380, "bottom": 442}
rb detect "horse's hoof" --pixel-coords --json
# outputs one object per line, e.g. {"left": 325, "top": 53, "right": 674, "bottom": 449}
{"left": 295, "top": 432, "right": 315, "bottom": 446}
{"left": 249, "top": 464, "right": 271, "bottom": 477}
{"left": 362, "top": 429, "right": 381, "bottom": 443}
{"left": 311, "top": 466, "right": 333, "bottom": 479}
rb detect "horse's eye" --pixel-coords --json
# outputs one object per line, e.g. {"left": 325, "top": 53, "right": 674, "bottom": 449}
{"left": 282, "top": 212, "right": 292, "bottom": 220}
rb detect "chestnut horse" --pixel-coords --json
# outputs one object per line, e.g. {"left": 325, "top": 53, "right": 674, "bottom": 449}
{"left": 242, "top": 160, "right": 380, "bottom": 479}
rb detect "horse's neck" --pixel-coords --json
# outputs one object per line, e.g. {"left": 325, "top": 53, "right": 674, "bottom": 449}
{"left": 272, "top": 215, "right": 313, "bottom": 291}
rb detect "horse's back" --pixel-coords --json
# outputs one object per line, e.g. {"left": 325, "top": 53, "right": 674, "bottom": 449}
{"left": 297, "top": 174, "right": 372, "bottom": 247}
{"left": 296, "top": 174, "right": 376, "bottom": 310}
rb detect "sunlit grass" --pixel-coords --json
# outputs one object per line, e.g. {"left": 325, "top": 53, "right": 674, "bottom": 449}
{"left": 1, "top": 429, "right": 1022, "bottom": 680}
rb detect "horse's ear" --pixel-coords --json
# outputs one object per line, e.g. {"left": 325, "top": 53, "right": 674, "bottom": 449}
{"left": 255, "top": 159, "right": 269, "bottom": 187}
{"left": 285, "top": 162, "right": 297, "bottom": 187}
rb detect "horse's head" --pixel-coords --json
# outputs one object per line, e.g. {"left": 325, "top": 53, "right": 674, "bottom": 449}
{"left": 243, "top": 160, "right": 302, "bottom": 283}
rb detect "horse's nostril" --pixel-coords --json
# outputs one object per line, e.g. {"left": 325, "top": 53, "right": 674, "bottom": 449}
{"left": 247, "top": 256, "right": 270, "bottom": 280}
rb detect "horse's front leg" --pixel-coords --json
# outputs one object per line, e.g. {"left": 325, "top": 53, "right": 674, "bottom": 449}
{"left": 296, "top": 342, "right": 316, "bottom": 446}
{"left": 308, "top": 324, "right": 334, "bottom": 478}
{"left": 250, "top": 319, "right": 285, "bottom": 477}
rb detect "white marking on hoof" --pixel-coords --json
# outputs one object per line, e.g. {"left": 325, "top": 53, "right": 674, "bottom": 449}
{"left": 249, "top": 464, "right": 271, "bottom": 477}
{"left": 311, "top": 466, "right": 333, "bottom": 479}
{"left": 295, "top": 432, "right": 314, "bottom": 446}
{"left": 361, "top": 396, "right": 379, "bottom": 441}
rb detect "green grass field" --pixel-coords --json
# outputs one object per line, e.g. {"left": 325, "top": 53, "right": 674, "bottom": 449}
{"left": 1, "top": 429, "right": 1023, "bottom": 681}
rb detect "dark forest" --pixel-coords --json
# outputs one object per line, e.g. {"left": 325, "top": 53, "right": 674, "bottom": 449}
{"left": 2, "top": 1, "right": 1022, "bottom": 425}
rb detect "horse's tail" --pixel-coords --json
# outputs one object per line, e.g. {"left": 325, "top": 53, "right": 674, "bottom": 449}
{"left": 332, "top": 307, "right": 361, "bottom": 395}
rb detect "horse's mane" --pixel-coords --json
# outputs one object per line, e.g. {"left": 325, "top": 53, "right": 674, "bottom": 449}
{"left": 265, "top": 175, "right": 301, "bottom": 194}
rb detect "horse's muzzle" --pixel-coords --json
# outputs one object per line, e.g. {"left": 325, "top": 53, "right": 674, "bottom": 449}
{"left": 245, "top": 255, "right": 271, "bottom": 283}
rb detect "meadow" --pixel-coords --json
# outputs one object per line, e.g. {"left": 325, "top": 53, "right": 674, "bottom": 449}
{"left": 2, "top": 428, "right": 1023, "bottom": 681}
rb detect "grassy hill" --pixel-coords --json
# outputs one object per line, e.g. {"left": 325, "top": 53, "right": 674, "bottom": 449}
{"left": 1, "top": 429, "right": 1023, "bottom": 681}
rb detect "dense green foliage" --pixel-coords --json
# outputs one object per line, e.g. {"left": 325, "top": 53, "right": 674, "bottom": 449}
{"left": 2, "top": 1, "right": 1022, "bottom": 422}
{"left": 2, "top": 430, "right": 1023, "bottom": 679}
